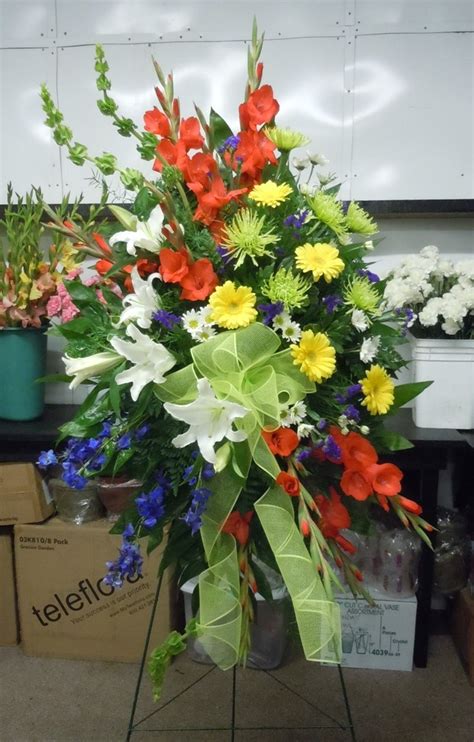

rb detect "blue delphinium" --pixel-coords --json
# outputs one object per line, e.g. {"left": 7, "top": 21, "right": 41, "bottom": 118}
{"left": 182, "top": 487, "right": 212, "bottom": 535}
{"left": 37, "top": 449, "right": 58, "bottom": 469}
{"left": 117, "top": 433, "right": 132, "bottom": 450}
{"left": 135, "top": 424, "right": 150, "bottom": 441}
{"left": 103, "top": 524, "right": 143, "bottom": 588}
{"left": 136, "top": 486, "right": 166, "bottom": 529}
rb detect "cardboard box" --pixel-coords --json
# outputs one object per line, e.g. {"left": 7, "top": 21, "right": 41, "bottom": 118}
{"left": 451, "top": 588, "right": 474, "bottom": 685}
{"left": 0, "top": 463, "right": 55, "bottom": 525}
{"left": 15, "top": 517, "right": 171, "bottom": 662}
{"left": 336, "top": 590, "right": 417, "bottom": 671}
{"left": 0, "top": 528, "right": 18, "bottom": 646}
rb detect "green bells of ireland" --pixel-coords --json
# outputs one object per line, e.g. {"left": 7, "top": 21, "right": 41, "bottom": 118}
{"left": 155, "top": 323, "right": 342, "bottom": 668}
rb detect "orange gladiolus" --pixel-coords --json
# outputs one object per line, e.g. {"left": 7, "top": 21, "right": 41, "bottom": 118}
{"left": 159, "top": 248, "right": 190, "bottom": 284}
{"left": 397, "top": 495, "right": 423, "bottom": 515}
{"left": 366, "top": 463, "right": 403, "bottom": 497}
{"left": 276, "top": 471, "right": 300, "bottom": 497}
{"left": 340, "top": 431, "right": 378, "bottom": 471}
{"left": 179, "top": 259, "right": 218, "bottom": 301}
{"left": 315, "top": 488, "right": 356, "bottom": 554}
{"left": 340, "top": 468, "right": 372, "bottom": 501}
{"left": 95, "top": 258, "right": 113, "bottom": 276}
{"left": 179, "top": 116, "right": 204, "bottom": 151}
{"left": 153, "top": 138, "right": 187, "bottom": 172}
{"left": 92, "top": 232, "right": 112, "bottom": 255}
{"left": 239, "top": 85, "right": 280, "bottom": 131}
{"left": 222, "top": 511, "right": 253, "bottom": 546}
{"left": 262, "top": 427, "right": 299, "bottom": 457}
{"left": 233, "top": 130, "right": 277, "bottom": 180}
{"left": 143, "top": 107, "right": 171, "bottom": 137}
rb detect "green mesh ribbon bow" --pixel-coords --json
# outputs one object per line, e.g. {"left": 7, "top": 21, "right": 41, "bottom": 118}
{"left": 156, "top": 323, "right": 341, "bottom": 667}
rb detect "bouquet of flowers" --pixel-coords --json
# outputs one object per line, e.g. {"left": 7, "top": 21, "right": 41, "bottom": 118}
{"left": 384, "top": 245, "right": 474, "bottom": 338}
{"left": 0, "top": 185, "right": 112, "bottom": 328}
{"left": 39, "top": 23, "right": 432, "bottom": 697}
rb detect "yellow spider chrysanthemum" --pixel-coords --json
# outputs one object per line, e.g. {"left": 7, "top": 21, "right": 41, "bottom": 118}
{"left": 263, "top": 126, "right": 310, "bottom": 152}
{"left": 209, "top": 281, "right": 257, "bottom": 329}
{"left": 345, "top": 202, "right": 378, "bottom": 236}
{"left": 360, "top": 365, "right": 395, "bottom": 415}
{"left": 290, "top": 330, "right": 336, "bottom": 383}
{"left": 248, "top": 181, "right": 293, "bottom": 208}
{"left": 295, "top": 243, "right": 345, "bottom": 283}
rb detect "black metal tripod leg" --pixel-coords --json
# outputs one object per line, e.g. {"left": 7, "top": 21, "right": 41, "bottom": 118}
{"left": 126, "top": 573, "right": 164, "bottom": 741}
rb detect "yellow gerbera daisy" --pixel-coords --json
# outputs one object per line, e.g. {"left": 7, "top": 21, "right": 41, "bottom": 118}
{"left": 290, "top": 330, "right": 336, "bottom": 383}
{"left": 295, "top": 243, "right": 344, "bottom": 283}
{"left": 360, "top": 365, "right": 395, "bottom": 415}
{"left": 248, "top": 181, "right": 293, "bottom": 208}
{"left": 209, "top": 281, "right": 257, "bottom": 329}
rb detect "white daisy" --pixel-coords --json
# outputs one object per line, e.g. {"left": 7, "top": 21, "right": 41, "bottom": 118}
{"left": 281, "top": 320, "right": 302, "bottom": 343}
{"left": 182, "top": 309, "right": 205, "bottom": 338}
{"left": 359, "top": 335, "right": 381, "bottom": 364}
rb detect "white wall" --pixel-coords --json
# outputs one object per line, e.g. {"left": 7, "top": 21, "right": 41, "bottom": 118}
{"left": 0, "top": 0, "right": 473, "bottom": 203}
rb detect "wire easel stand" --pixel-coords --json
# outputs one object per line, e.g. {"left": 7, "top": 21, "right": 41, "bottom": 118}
{"left": 126, "top": 577, "right": 357, "bottom": 741}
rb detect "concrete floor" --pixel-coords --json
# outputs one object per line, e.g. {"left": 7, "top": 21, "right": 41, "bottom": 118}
{"left": 1, "top": 636, "right": 473, "bottom": 742}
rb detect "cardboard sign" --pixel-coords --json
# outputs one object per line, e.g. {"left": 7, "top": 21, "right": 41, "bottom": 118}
{"left": 0, "top": 528, "right": 18, "bottom": 646}
{"left": 15, "top": 517, "right": 170, "bottom": 662}
{"left": 336, "top": 590, "right": 417, "bottom": 671}
{"left": 0, "top": 463, "right": 55, "bottom": 525}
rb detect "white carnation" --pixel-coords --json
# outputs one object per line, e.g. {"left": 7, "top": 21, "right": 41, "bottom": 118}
{"left": 359, "top": 335, "right": 381, "bottom": 363}
{"left": 351, "top": 309, "right": 369, "bottom": 331}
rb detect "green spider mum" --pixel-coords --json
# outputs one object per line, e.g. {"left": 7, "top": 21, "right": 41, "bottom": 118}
{"left": 343, "top": 276, "right": 380, "bottom": 314}
{"left": 262, "top": 267, "right": 311, "bottom": 310}
{"left": 307, "top": 191, "right": 347, "bottom": 237}
{"left": 345, "top": 202, "right": 378, "bottom": 235}
{"left": 264, "top": 126, "right": 310, "bottom": 152}
{"left": 222, "top": 209, "right": 279, "bottom": 267}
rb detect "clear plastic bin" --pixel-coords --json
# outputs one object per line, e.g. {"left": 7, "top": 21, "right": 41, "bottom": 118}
{"left": 181, "top": 576, "right": 289, "bottom": 670}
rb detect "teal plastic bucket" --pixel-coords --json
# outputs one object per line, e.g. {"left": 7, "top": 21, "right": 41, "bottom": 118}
{"left": 0, "top": 328, "right": 47, "bottom": 420}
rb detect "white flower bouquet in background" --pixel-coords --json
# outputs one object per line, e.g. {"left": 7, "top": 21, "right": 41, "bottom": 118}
{"left": 384, "top": 246, "right": 474, "bottom": 339}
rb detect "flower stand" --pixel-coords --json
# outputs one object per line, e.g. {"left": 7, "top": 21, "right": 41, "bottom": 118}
{"left": 410, "top": 337, "right": 474, "bottom": 429}
{"left": 125, "top": 576, "right": 357, "bottom": 741}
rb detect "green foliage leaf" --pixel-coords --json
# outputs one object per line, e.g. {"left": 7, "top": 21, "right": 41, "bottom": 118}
{"left": 390, "top": 380, "right": 433, "bottom": 412}
{"left": 209, "top": 108, "right": 233, "bottom": 150}
{"left": 374, "top": 429, "right": 414, "bottom": 452}
{"left": 134, "top": 187, "right": 158, "bottom": 221}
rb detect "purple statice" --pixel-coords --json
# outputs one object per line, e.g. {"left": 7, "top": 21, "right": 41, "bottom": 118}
{"left": 217, "top": 135, "right": 240, "bottom": 154}
{"left": 316, "top": 418, "right": 327, "bottom": 432}
{"left": 344, "top": 404, "right": 360, "bottom": 423}
{"left": 322, "top": 435, "right": 342, "bottom": 463}
{"left": 283, "top": 210, "right": 309, "bottom": 236}
{"left": 215, "top": 244, "right": 233, "bottom": 267}
{"left": 103, "top": 525, "right": 143, "bottom": 588}
{"left": 322, "top": 295, "right": 343, "bottom": 314}
{"left": 182, "top": 487, "right": 212, "bottom": 536}
{"left": 37, "top": 449, "right": 58, "bottom": 469}
{"left": 135, "top": 424, "right": 150, "bottom": 441}
{"left": 395, "top": 307, "right": 416, "bottom": 335}
{"left": 335, "top": 383, "right": 362, "bottom": 405}
{"left": 296, "top": 448, "right": 312, "bottom": 463}
{"left": 136, "top": 485, "right": 166, "bottom": 529}
{"left": 257, "top": 301, "right": 284, "bottom": 326}
{"left": 153, "top": 309, "right": 181, "bottom": 330}
{"left": 117, "top": 433, "right": 132, "bottom": 450}
{"left": 357, "top": 268, "right": 380, "bottom": 283}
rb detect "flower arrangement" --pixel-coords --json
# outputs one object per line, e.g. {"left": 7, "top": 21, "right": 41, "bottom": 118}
{"left": 39, "top": 22, "right": 432, "bottom": 697}
{"left": 383, "top": 245, "right": 474, "bottom": 338}
{"left": 0, "top": 185, "right": 113, "bottom": 328}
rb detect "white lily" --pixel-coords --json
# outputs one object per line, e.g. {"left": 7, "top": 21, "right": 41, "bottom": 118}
{"left": 63, "top": 351, "right": 120, "bottom": 389}
{"left": 119, "top": 268, "right": 161, "bottom": 329}
{"left": 110, "top": 324, "right": 176, "bottom": 402}
{"left": 164, "top": 378, "right": 249, "bottom": 464}
{"left": 110, "top": 205, "right": 165, "bottom": 256}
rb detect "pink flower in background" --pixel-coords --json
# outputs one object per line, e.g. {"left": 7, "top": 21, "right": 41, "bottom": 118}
{"left": 46, "top": 282, "right": 79, "bottom": 322}
{"left": 84, "top": 275, "right": 101, "bottom": 287}
{"left": 66, "top": 268, "right": 83, "bottom": 280}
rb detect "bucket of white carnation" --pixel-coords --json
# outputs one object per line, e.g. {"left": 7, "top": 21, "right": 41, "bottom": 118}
{"left": 384, "top": 247, "right": 474, "bottom": 428}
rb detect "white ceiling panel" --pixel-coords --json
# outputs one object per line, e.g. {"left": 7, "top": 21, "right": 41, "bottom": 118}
{"left": 55, "top": 0, "right": 345, "bottom": 39}
{"left": 58, "top": 36, "right": 346, "bottom": 200}
{"left": 355, "top": 0, "right": 474, "bottom": 32}
{"left": 0, "top": 48, "right": 61, "bottom": 202}
{"left": 0, "top": 0, "right": 56, "bottom": 44}
{"left": 351, "top": 33, "right": 474, "bottom": 199}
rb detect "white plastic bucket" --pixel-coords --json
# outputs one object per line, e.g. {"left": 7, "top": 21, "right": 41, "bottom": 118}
{"left": 410, "top": 337, "right": 474, "bottom": 429}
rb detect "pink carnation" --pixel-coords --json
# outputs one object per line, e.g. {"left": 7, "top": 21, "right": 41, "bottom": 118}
{"left": 47, "top": 295, "right": 62, "bottom": 318}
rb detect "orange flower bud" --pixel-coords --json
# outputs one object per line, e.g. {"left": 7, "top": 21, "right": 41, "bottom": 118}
{"left": 354, "top": 569, "right": 363, "bottom": 582}
{"left": 300, "top": 519, "right": 310, "bottom": 538}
